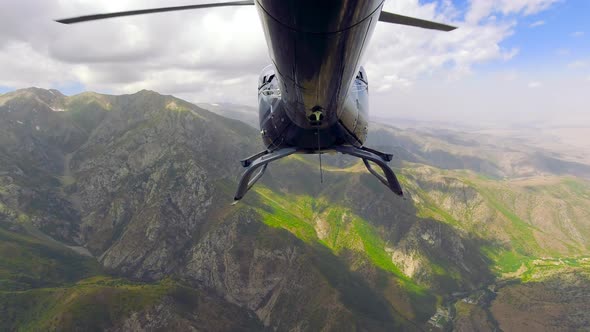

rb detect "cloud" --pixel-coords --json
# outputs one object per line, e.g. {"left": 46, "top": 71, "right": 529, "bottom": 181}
{"left": 0, "top": 42, "right": 78, "bottom": 88}
{"left": 528, "top": 81, "right": 542, "bottom": 88}
{"left": 466, "top": 0, "right": 560, "bottom": 24}
{"left": 383, "top": 75, "right": 413, "bottom": 88}
{"left": 529, "top": 20, "right": 545, "bottom": 28}
{"left": 0, "top": 0, "right": 268, "bottom": 105}
{"left": 365, "top": 0, "right": 543, "bottom": 94}
{"left": 0, "top": 0, "right": 582, "bottom": 127}
{"left": 376, "top": 84, "right": 393, "bottom": 93}
{"left": 568, "top": 60, "right": 589, "bottom": 69}
{"left": 572, "top": 31, "right": 585, "bottom": 37}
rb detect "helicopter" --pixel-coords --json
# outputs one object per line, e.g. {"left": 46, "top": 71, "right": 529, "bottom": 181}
{"left": 56, "top": 0, "right": 456, "bottom": 201}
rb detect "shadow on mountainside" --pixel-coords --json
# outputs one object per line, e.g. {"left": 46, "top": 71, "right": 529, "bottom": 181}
{"left": 0, "top": 88, "right": 522, "bottom": 330}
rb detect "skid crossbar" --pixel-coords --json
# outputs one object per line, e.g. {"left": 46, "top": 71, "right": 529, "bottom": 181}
{"left": 233, "top": 145, "right": 403, "bottom": 202}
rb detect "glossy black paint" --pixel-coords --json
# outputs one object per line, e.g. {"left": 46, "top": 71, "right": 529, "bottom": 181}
{"left": 258, "top": 66, "right": 369, "bottom": 150}
{"left": 51, "top": 0, "right": 455, "bottom": 200}
{"left": 255, "top": 0, "right": 382, "bottom": 150}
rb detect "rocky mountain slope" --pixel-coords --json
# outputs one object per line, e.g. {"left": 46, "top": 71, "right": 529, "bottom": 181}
{"left": 1, "top": 88, "right": 589, "bottom": 331}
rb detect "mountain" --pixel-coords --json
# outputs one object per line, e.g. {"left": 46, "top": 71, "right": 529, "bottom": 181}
{"left": 1, "top": 88, "right": 589, "bottom": 331}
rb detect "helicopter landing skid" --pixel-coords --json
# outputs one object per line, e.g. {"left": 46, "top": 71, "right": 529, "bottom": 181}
{"left": 334, "top": 145, "right": 404, "bottom": 197}
{"left": 233, "top": 147, "right": 298, "bottom": 202}
{"left": 233, "top": 145, "right": 403, "bottom": 203}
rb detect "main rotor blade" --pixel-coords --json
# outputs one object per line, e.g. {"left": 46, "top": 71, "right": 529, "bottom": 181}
{"left": 55, "top": 0, "right": 255, "bottom": 24}
{"left": 379, "top": 11, "right": 456, "bottom": 31}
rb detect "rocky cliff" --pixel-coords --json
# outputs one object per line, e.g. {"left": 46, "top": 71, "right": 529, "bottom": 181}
{"left": 1, "top": 88, "right": 589, "bottom": 331}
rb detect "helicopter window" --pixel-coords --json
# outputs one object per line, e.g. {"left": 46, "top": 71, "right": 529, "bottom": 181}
{"left": 356, "top": 72, "right": 367, "bottom": 84}
{"left": 356, "top": 66, "right": 368, "bottom": 85}
{"left": 259, "top": 75, "right": 276, "bottom": 90}
{"left": 259, "top": 78, "right": 281, "bottom": 98}
{"left": 258, "top": 65, "right": 280, "bottom": 97}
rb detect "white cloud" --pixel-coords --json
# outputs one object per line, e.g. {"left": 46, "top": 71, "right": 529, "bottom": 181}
{"left": 0, "top": 0, "right": 268, "bottom": 105}
{"left": 0, "top": 42, "right": 78, "bottom": 88}
{"left": 568, "top": 60, "right": 589, "bottom": 69}
{"left": 528, "top": 81, "right": 542, "bottom": 88}
{"left": 572, "top": 31, "right": 585, "bottom": 37}
{"left": 383, "top": 75, "right": 413, "bottom": 88}
{"left": 0, "top": 0, "right": 584, "bottom": 127}
{"left": 365, "top": 0, "right": 533, "bottom": 93}
{"left": 376, "top": 84, "right": 393, "bottom": 93}
{"left": 466, "top": 0, "right": 560, "bottom": 24}
{"left": 529, "top": 20, "right": 545, "bottom": 28}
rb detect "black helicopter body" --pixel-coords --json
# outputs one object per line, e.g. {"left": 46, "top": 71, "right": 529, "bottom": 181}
{"left": 56, "top": 0, "right": 456, "bottom": 201}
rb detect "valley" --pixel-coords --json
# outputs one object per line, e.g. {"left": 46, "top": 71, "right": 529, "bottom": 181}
{"left": 0, "top": 88, "right": 588, "bottom": 331}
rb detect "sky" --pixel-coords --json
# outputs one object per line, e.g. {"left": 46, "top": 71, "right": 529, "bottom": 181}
{"left": 0, "top": 0, "right": 588, "bottom": 127}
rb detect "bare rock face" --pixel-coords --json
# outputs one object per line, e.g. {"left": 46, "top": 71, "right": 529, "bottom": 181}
{"left": 108, "top": 298, "right": 185, "bottom": 332}
{"left": 0, "top": 88, "right": 499, "bottom": 330}
{"left": 390, "top": 247, "right": 427, "bottom": 280}
{"left": 63, "top": 92, "right": 259, "bottom": 280}
{"left": 183, "top": 212, "right": 300, "bottom": 321}
{"left": 179, "top": 210, "right": 388, "bottom": 330}
{"left": 3, "top": 88, "right": 590, "bottom": 331}
{"left": 35, "top": 90, "right": 401, "bottom": 329}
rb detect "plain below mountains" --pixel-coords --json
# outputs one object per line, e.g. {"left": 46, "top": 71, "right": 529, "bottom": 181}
{"left": 0, "top": 88, "right": 589, "bottom": 331}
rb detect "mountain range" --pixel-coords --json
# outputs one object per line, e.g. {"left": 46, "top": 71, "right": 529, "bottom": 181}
{"left": 1, "top": 87, "right": 589, "bottom": 331}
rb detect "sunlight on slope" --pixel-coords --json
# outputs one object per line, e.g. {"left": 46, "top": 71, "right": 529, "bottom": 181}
{"left": 253, "top": 186, "right": 427, "bottom": 295}
{"left": 400, "top": 163, "right": 590, "bottom": 276}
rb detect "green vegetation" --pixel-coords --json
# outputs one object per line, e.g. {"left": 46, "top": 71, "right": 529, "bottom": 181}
{"left": 399, "top": 164, "right": 590, "bottom": 279}
{"left": 479, "top": 247, "right": 530, "bottom": 274}
{"left": 476, "top": 186, "right": 541, "bottom": 254}
{"left": 252, "top": 186, "right": 428, "bottom": 296}
{"left": 3, "top": 88, "right": 590, "bottom": 329}
{"left": 0, "top": 224, "right": 100, "bottom": 291}
{"left": 399, "top": 167, "right": 466, "bottom": 228}
{"left": 561, "top": 177, "right": 590, "bottom": 201}
{"left": 0, "top": 277, "right": 176, "bottom": 331}
{"left": 254, "top": 188, "right": 318, "bottom": 243}
{"left": 59, "top": 93, "right": 112, "bottom": 135}
{"left": 518, "top": 257, "right": 590, "bottom": 282}
{"left": 0, "top": 221, "right": 184, "bottom": 331}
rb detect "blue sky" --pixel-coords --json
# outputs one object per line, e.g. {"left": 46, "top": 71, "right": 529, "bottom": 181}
{"left": 1, "top": 82, "right": 85, "bottom": 95}
{"left": 368, "top": 0, "right": 589, "bottom": 125}
{"left": 482, "top": 0, "right": 589, "bottom": 71}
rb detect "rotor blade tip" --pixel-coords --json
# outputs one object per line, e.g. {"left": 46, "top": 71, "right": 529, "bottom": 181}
{"left": 52, "top": 1, "right": 256, "bottom": 24}
{"left": 379, "top": 11, "right": 457, "bottom": 32}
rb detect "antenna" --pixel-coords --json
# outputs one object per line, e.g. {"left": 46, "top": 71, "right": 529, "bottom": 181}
{"left": 317, "top": 126, "right": 323, "bottom": 184}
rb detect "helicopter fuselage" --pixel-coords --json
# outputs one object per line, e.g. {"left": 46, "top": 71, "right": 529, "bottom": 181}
{"left": 52, "top": 0, "right": 455, "bottom": 200}
{"left": 255, "top": 0, "right": 383, "bottom": 151}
